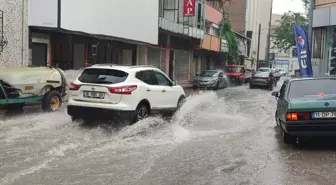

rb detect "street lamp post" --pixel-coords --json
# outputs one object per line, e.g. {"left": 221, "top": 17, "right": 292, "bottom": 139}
{"left": 266, "top": 0, "right": 274, "bottom": 64}
{"left": 256, "top": 24, "right": 261, "bottom": 69}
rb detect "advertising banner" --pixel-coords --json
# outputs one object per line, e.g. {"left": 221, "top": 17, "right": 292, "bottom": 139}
{"left": 293, "top": 24, "right": 313, "bottom": 77}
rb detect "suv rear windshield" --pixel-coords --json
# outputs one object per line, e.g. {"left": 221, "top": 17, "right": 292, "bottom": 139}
{"left": 254, "top": 72, "right": 269, "bottom": 77}
{"left": 258, "top": 68, "right": 271, "bottom": 72}
{"left": 288, "top": 79, "right": 336, "bottom": 99}
{"left": 78, "top": 68, "right": 128, "bottom": 84}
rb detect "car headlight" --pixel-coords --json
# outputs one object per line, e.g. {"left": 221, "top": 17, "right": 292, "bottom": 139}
{"left": 210, "top": 79, "right": 217, "bottom": 83}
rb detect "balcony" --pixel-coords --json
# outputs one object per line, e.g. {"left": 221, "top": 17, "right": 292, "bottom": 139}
{"left": 200, "top": 34, "right": 220, "bottom": 51}
{"left": 205, "top": 4, "right": 222, "bottom": 24}
{"left": 158, "top": 0, "right": 205, "bottom": 39}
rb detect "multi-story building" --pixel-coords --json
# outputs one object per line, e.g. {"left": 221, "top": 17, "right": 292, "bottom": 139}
{"left": 194, "top": 0, "right": 249, "bottom": 71}
{"left": 245, "top": 0, "right": 272, "bottom": 66}
{"left": 28, "top": 0, "right": 159, "bottom": 70}
{"left": 0, "top": 0, "right": 29, "bottom": 68}
{"left": 138, "top": 0, "right": 205, "bottom": 84}
{"left": 311, "top": 0, "right": 336, "bottom": 76}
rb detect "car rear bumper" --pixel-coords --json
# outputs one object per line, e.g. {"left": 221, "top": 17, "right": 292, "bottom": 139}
{"left": 250, "top": 81, "right": 269, "bottom": 86}
{"left": 282, "top": 121, "right": 336, "bottom": 136}
{"left": 227, "top": 76, "right": 243, "bottom": 83}
{"left": 67, "top": 105, "right": 134, "bottom": 120}
{"left": 194, "top": 83, "right": 217, "bottom": 88}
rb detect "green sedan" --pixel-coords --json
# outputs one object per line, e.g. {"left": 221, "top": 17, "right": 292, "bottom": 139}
{"left": 272, "top": 77, "right": 336, "bottom": 144}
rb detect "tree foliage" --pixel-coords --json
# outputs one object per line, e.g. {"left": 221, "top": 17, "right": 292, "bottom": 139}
{"left": 219, "top": 18, "right": 239, "bottom": 64}
{"left": 302, "top": 0, "right": 310, "bottom": 16}
{"left": 271, "top": 11, "right": 308, "bottom": 52}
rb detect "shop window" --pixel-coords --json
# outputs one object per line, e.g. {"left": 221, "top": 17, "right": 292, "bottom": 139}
{"left": 312, "top": 28, "right": 324, "bottom": 58}
{"left": 175, "top": 50, "right": 189, "bottom": 81}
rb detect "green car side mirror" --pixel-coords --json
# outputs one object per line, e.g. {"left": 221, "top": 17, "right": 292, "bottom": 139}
{"left": 271, "top": 91, "right": 279, "bottom": 97}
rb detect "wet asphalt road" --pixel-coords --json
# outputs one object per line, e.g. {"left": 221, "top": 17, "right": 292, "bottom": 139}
{"left": 2, "top": 79, "right": 336, "bottom": 185}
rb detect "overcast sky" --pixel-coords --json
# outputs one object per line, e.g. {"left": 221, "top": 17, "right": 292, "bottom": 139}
{"left": 272, "top": 0, "right": 305, "bottom": 14}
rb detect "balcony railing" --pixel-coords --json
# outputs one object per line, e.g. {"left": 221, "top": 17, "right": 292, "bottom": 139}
{"left": 200, "top": 33, "right": 220, "bottom": 51}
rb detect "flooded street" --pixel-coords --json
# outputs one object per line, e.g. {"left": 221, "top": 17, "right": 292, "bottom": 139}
{"left": 1, "top": 79, "right": 336, "bottom": 185}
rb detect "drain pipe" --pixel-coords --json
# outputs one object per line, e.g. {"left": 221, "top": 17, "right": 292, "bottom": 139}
{"left": 21, "top": 0, "right": 25, "bottom": 66}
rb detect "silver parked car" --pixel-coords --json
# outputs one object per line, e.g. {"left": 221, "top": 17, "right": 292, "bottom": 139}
{"left": 193, "top": 70, "right": 229, "bottom": 90}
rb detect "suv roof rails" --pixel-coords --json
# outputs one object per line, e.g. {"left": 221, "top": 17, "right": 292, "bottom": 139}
{"left": 128, "top": 65, "right": 157, "bottom": 68}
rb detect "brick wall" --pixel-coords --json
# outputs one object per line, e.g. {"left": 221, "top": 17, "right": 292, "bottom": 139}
{"left": 224, "top": 0, "right": 246, "bottom": 35}
{"left": 0, "top": 0, "right": 29, "bottom": 68}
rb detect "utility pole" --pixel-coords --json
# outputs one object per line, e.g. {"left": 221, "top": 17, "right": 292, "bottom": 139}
{"left": 256, "top": 23, "right": 261, "bottom": 69}
{"left": 266, "top": 0, "right": 274, "bottom": 63}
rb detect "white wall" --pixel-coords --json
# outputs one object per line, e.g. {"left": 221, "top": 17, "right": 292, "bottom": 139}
{"left": 28, "top": 0, "right": 58, "bottom": 28}
{"left": 245, "top": 0, "right": 272, "bottom": 60}
{"left": 258, "top": 0, "right": 272, "bottom": 60}
{"left": 60, "top": 0, "right": 159, "bottom": 45}
{"left": 245, "top": 0, "right": 260, "bottom": 58}
{"left": 0, "top": 0, "right": 29, "bottom": 68}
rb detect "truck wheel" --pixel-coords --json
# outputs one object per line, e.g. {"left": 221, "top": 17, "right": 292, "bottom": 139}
{"left": 42, "top": 90, "right": 62, "bottom": 112}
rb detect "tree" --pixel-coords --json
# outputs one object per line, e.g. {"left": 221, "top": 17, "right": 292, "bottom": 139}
{"left": 271, "top": 11, "right": 308, "bottom": 53}
{"left": 219, "top": 18, "right": 239, "bottom": 64}
{"left": 302, "top": 0, "right": 310, "bottom": 16}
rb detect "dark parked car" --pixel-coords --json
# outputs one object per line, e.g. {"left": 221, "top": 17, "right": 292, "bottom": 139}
{"left": 272, "top": 77, "right": 336, "bottom": 144}
{"left": 193, "top": 70, "right": 228, "bottom": 90}
{"left": 249, "top": 71, "right": 277, "bottom": 90}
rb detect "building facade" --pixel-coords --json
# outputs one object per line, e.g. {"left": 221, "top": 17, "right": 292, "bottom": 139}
{"left": 0, "top": 0, "right": 29, "bottom": 68}
{"left": 312, "top": 0, "right": 336, "bottom": 76}
{"left": 28, "top": 0, "right": 159, "bottom": 70}
{"left": 245, "top": 0, "right": 272, "bottom": 65}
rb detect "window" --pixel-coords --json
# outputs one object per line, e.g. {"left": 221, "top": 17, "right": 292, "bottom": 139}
{"left": 78, "top": 68, "right": 128, "bottom": 84}
{"left": 225, "top": 66, "right": 242, "bottom": 73}
{"left": 136, "top": 70, "right": 158, "bottom": 85}
{"left": 254, "top": 72, "right": 270, "bottom": 78}
{"left": 219, "top": 72, "right": 223, "bottom": 78}
{"left": 199, "top": 70, "right": 218, "bottom": 77}
{"left": 279, "top": 81, "right": 288, "bottom": 99}
{"left": 292, "top": 47, "right": 298, "bottom": 57}
{"left": 312, "top": 28, "right": 324, "bottom": 58}
{"left": 154, "top": 71, "right": 172, "bottom": 86}
{"left": 287, "top": 79, "right": 336, "bottom": 99}
{"left": 206, "top": 26, "right": 219, "bottom": 36}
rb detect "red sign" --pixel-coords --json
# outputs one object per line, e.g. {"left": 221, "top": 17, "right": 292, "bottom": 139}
{"left": 183, "top": 0, "right": 195, "bottom": 16}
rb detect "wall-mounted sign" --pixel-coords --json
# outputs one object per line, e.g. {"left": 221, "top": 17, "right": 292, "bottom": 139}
{"left": 221, "top": 39, "right": 228, "bottom": 52}
{"left": 183, "top": 0, "right": 195, "bottom": 16}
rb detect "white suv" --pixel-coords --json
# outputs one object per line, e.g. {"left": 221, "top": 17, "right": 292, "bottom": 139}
{"left": 67, "top": 64, "right": 186, "bottom": 123}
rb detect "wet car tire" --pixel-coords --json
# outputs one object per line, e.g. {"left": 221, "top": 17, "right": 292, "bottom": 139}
{"left": 133, "top": 103, "right": 150, "bottom": 124}
{"left": 177, "top": 96, "right": 186, "bottom": 110}
{"left": 42, "top": 90, "right": 62, "bottom": 112}
{"left": 275, "top": 112, "right": 280, "bottom": 126}
{"left": 214, "top": 82, "right": 219, "bottom": 90}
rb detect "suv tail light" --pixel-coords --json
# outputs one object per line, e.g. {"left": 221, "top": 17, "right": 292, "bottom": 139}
{"left": 69, "top": 82, "right": 81, "bottom": 91}
{"left": 266, "top": 77, "right": 270, "bottom": 81}
{"left": 108, "top": 85, "right": 137, "bottom": 95}
{"left": 286, "top": 112, "right": 310, "bottom": 121}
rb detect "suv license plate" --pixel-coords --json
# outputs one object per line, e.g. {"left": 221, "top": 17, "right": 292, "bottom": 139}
{"left": 83, "top": 91, "right": 105, "bottom": 99}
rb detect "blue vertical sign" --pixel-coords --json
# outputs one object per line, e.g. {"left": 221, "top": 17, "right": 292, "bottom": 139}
{"left": 293, "top": 24, "right": 313, "bottom": 77}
